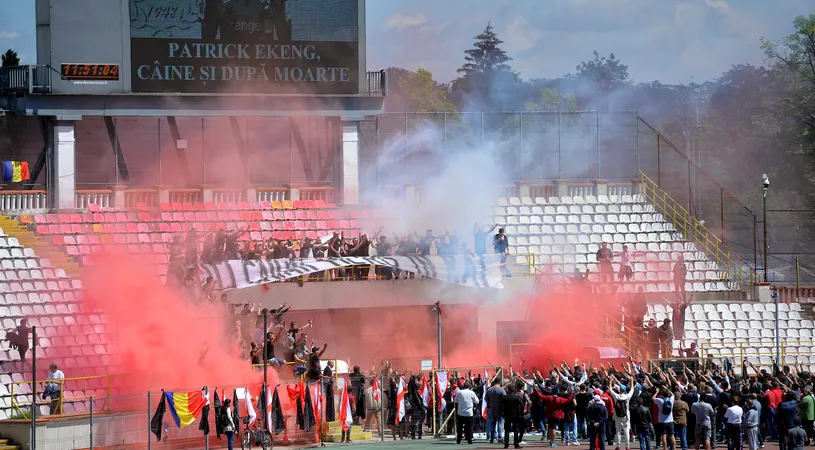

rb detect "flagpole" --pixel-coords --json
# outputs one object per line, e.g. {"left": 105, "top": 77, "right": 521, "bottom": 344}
{"left": 431, "top": 370, "right": 436, "bottom": 438}
{"left": 434, "top": 302, "right": 442, "bottom": 369}
{"left": 379, "top": 371, "right": 384, "bottom": 442}
{"left": 263, "top": 308, "right": 268, "bottom": 428}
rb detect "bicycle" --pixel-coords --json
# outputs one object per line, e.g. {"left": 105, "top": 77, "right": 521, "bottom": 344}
{"left": 241, "top": 417, "right": 272, "bottom": 450}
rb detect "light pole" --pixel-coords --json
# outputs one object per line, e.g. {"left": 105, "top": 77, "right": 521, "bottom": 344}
{"left": 773, "top": 289, "right": 780, "bottom": 368}
{"left": 433, "top": 302, "right": 442, "bottom": 369}
{"left": 762, "top": 174, "right": 769, "bottom": 282}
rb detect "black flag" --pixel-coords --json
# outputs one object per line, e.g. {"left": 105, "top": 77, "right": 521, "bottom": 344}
{"left": 257, "top": 386, "right": 267, "bottom": 429}
{"left": 324, "top": 379, "right": 335, "bottom": 422}
{"left": 213, "top": 389, "right": 224, "bottom": 438}
{"left": 233, "top": 389, "right": 241, "bottom": 437}
{"left": 198, "top": 386, "right": 211, "bottom": 435}
{"left": 271, "top": 387, "right": 286, "bottom": 435}
{"left": 150, "top": 392, "right": 167, "bottom": 442}
{"left": 303, "top": 384, "right": 316, "bottom": 432}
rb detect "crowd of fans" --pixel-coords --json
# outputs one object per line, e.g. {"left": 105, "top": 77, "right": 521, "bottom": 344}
{"left": 305, "top": 357, "right": 815, "bottom": 450}
{"left": 164, "top": 223, "right": 514, "bottom": 285}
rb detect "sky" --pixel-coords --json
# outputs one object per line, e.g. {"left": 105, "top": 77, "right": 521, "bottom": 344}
{"left": 1, "top": 0, "right": 812, "bottom": 85}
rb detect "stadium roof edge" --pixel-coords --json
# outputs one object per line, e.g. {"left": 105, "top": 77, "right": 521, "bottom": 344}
{"left": 0, "top": 93, "right": 384, "bottom": 118}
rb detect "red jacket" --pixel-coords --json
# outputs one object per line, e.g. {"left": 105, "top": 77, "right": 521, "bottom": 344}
{"left": 535, "top": 392, "right": 574, "bottom": 419}
{"left": 601, "top": 392, "right": 614, "bottom": 416}
{"left": 763, "top": 388, "right": 782, "bottom": 410}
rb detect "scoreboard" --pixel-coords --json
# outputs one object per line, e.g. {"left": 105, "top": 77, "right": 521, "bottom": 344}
{"left": 36, "top": 0, "right": 365, "bottom": 96}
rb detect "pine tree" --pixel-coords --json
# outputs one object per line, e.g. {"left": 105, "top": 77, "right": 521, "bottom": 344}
{"left": 453, "top": 22, "right": 518, "bottom": 109}
{"left": 1, "top": 49, "right": 20, "bottom": 67}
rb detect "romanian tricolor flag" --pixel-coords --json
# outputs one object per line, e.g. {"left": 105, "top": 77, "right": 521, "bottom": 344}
{"left": 164, "top": 391, "right": 207, "bottom": 428}
{"left": 2, "top": 161, "right": 30, "bottom": 183}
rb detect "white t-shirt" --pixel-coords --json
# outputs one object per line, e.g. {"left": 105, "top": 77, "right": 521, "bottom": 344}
{"left": 654, "top": 397, "right": 675, "bottom": 423}
{"left": 724, "top": 405, "right": 743, "bottom": 424}
{"left": 454, "top": 388, "right": 480, "bottom": 417}
{"left": 47, "top": 370, "right": 65, "bottom": 390}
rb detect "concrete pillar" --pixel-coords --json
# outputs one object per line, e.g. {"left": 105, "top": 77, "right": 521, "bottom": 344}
{"left": 245, "top": 184, "right": 257, "bottom": 204}
{"left": 199, "top": 185, "right": 213, "bottom": 203}
{"left": 154, "top": 185, "right": 170, "bottom": 205}
{"left": 630, "top": 178, "right": 644, "bottom": 196}
{"left": 592, "top": 179, "right": 608, "bottom": 197}
{"left": 553, "top": 179, "right": 569, "bottom": 198}
{"left": 518, "top": 181, "right": 532, "bottom": 199}
{"left": 48, "top": 120, "right": 77, "bottom": 210}
{"left": 341, "top": 122, "right": 360, "bottom": 205}
{"left": 404, "top": 183, "right": 419, "bottom": 205}
{"left": 109, "top": 185, "right": 127, "bottom": 209}
{"left": 284, "top": 184, "right": 301, "bottom": 201}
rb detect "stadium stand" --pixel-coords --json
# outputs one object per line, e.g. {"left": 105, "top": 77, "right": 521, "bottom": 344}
{"left": 644, "top": 301, "right": 815, "bottom": 373}
{"left": 496, "top": 193, "right": 736, "bottom": 293}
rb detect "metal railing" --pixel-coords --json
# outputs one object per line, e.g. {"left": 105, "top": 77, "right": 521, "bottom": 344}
{"left": 0, "top": 190, "right": 49, "bottom": 211}
{"left": 366, "top": 70, "right": 388, "bottom": 96}
{"left": 75, "top": 190, "right": 112, "bottom": 209}
{"left": 0, "top": 65, "right": 52, "bottom": 94}
{"left": 640, "top": 171, "right": 754, "bottom": 288}
{"left": 10, "top": 374, "right": 116, "bottom": 418}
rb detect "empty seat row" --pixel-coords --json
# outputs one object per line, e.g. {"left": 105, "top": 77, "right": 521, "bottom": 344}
{"left": 496, "top": 205, "right": 657, "bottom": 216}
{"left": 497, "top": 195, "right": 645, "bottom": 206}
{"left": 497, "top": 215, "right": 670, "bottom": 227}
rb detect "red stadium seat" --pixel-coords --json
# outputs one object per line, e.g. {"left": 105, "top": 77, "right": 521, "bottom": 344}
{"left": 273, "top": 211, "right": 285, "bottom": 220}
{"left": 292, "top": 200, "right": 304, "bottom": 209}
{"left": 314, "top": 200, "right": 327, "bottom": 208}
{"left": 238, "top": 202, "right": 250, "bottom": 210}
{"left": 33, "top": 214, "right": 47, "bottom": 224}
{"left": 284, "top": 211, "right": 296, "bottom": 220}
{"left": 294, "top": 211, "right": 307, "bottom": 220}
{"left": 304, "top": 200, "right": 316, "bottom": 209}
{"left": 37, "top": 225, "right": 50, "bottom": 235}
{"left": 338, "top": 220, "right": 350, "bottom": 229}
{"left": 293, "top": 221, "right": 305, "bottom": 230}
{"left": 89, "top": 204, "right": 102, "bottom": 213}
{"left": 259, "top": 201, "right": 272, "bottom": 210}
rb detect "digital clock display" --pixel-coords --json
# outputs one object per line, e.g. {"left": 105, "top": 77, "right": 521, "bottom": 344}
{"left": 60, "top": 64, "right": 120, "bottom": 81}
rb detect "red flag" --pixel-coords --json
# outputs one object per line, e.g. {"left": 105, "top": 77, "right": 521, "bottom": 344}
{"left": 262, "top": 284, "right": 270, "bottom": 291}
{"left": 339, "top": 384, "right": 352, "bottom": 431}
{"left": 420, "top": 375, "right": 430, "bottom": 407}
{"left": 394, "top": 377, "right": 406, "bottom": 424}
{"left": 372, "top": 376, "right": 381, "bottom": 402}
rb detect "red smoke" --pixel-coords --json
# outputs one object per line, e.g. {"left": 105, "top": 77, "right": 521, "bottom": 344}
{"left": 80, "top": 254, "right": 271, "bottom": 394}
{"left": 505, "top": 283, "right": 624, "bottom": 372}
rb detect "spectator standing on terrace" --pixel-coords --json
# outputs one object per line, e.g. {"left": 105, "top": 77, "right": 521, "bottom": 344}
{"left": 659, "top": 319, "right": 674, "bottom": 358}
{"left": 597, "top": 242, "right": 614, "bottom": 284}
{"left": 306, "top": 344, "right": 328, "bottom": 383}
{"left": 671, "top": 295, "right": 692, "bottom": 341}
{"left": 673, "top": 256, "right": 688, "bottom": 302}
{"left": 674, "top": 392, "right": 690, "bottom": 450}
{"left": 743, "top": 397, "right": 760, "bottom": 450}
{"left": 416, "top": 230, "right": 436, "bottom": 256}
{"left": 371, "top": 235, "right": 393, "bottom": 280}
{"left": 364, "top": 376, "right": 381, "bottom": 433}
{"left": 5, "top": 318, "right": 31, "bottom": 363}
{"left": 654, "top": 389, "right": 677, "bottom": 450}
{"left": 349, "top": 365, "right": 367, "bottom": 425}
{"left": 474, "top": 222, "right": 498, "bottom": 256}
{"left": 45, "top": 363, "right": 64, "bottom": 415}
{"left": 618, "top": 245, "right": 638, "bottom": 283}
{"left": 493, "top": 228, "right": 511, "bottom": 277}
{"left": 608, "top": 374, "right": 634, "bottom": 450}
{"left": 723, "top": 394, "right": 742, "bottom": 450}
{"left": 264, "top": 327, "right": 285, "bottom": 366}
{"left": 223, "top": 398, "right": 236, "bottom": 450}
{"left": 224, "top": 227, "right": 247, "bottom": 260}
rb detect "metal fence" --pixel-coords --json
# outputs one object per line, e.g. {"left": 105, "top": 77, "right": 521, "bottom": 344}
{"left": 763, "top": 210, "right": 815, "bottom": 285}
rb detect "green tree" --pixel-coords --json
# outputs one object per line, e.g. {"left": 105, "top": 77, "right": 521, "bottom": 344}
{"left": 575, "top": 50, "right": 630, "bottom": 93}
{"left": 451, "top": 22, "right": 519, "bottom": 109}
{"left": 1, "top": 49, "right": 20, "bottom": 67}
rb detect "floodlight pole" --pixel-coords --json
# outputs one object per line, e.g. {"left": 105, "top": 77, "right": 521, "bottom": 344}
{"left": 762, "top": 185, "right": 768, "bottom": 282}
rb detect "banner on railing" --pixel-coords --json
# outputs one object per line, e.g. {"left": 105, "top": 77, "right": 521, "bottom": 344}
{"left": 198, "top": 255, "right": 504, "bottom": 290}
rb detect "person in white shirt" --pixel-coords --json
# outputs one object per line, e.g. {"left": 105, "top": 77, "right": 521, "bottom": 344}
{"left": 46, "top": 363, "right": 65, "bottom": 415}
{"left": 654, "top": 389, "right": 677, "bottom": 450}
{"left": 724, "top": 394, "right": 743, "bottom": 450}
{"left": 453, "top": 381, "right": 480, "bottom": 445}
{"left": 608, "top": 373, "right": 634, "bottom": 450}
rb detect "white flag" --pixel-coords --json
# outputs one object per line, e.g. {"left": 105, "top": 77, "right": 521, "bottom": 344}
{"left": 245, "top": 387, "right": 257, "bottom": 426}
{"left": 395, "top": 377, "right": 406, "bottom": 424}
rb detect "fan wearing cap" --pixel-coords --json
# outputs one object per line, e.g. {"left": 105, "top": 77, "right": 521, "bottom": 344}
{"left": 306, "top": 343, "right": 328, "bottom": 383}
{"left": 534, "top": 381, "right": 574, "bottom": 447}
{"left": 587, "top": 394, "right": 609, "bottom": 450}
{"left": 608, "top": 373, "right": 635, "bottom": 450}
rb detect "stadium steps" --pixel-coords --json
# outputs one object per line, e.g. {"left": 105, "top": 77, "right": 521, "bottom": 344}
{"left": 0, "top": 436, "right": 20, "bottom": 450}
{"left": 322, "top": 422, "right": 373, "bottom": 442}
{"left": 0, "top": 216, "right": 82, "bottom": 277}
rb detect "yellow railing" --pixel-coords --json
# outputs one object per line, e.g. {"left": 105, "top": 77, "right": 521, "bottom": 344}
{"left": 639, "top": 171, "right": 754, "bottom": 288}
{"left": 10, "top": 374, "right": 117, "bottom": 418}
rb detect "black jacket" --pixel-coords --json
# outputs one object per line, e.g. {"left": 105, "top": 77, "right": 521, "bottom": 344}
{"left": 631, "top": 404, "right": 652, "bottom": 432}
{"left": 502, "top": 393, "right": 524, "bottom": 420}
{"left": 587, "top": 401, "right": 608, "bottom": 425}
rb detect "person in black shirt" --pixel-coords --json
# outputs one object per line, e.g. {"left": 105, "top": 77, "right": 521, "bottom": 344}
{"left": 596, "top": 242, "right": 614, "bottom": 284}
{"left": 372, "top": 235, "right": 394, "bottom": 280}
{"left": 224, "top": 227, "right": 247, "bottom": 260}
{"left": 264, "top": 327, "right": 285, "bottom": 366}
{"left": 349, "top": 365, "right": 367, "bottom": 425}
{"left": 212, "top": 229, "right": 227, "bottom": 262}
{"left": 306, "top": 344, "right": 328, "bottom": 383}
{"left": 5, "top": 318, "right": 32, "bottom": 363}
{"left": 249, "top": 342, "right": 263, "bottom": 368}
{"left": 673, "top": 255, "right": 688, "bottom": 302}
{"left": 416, "top": 229, "right": 435, "bottom": 256}
{"left": 502, "top": 384, "right": 526, "bottom": 449}
{"left": 576, "top": 384, "right": 593, "bottom": 440}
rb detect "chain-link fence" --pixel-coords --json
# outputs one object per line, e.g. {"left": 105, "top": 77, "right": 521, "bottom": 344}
{"left": 764, "top": 210, "right": 815, "bottom": 285}
{"left": 359, "top": 111, "right": 641, "bottom": 195}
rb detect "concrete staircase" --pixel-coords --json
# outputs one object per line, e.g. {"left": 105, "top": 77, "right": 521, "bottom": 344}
{"left": 0, "top": 216, "right": 82, "bottom": 278}
{"left": 0, "top": 436, "right": 21, "bottom": 450}
{"left": 322, "top": 421, "right": 373, "bottom": 442}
